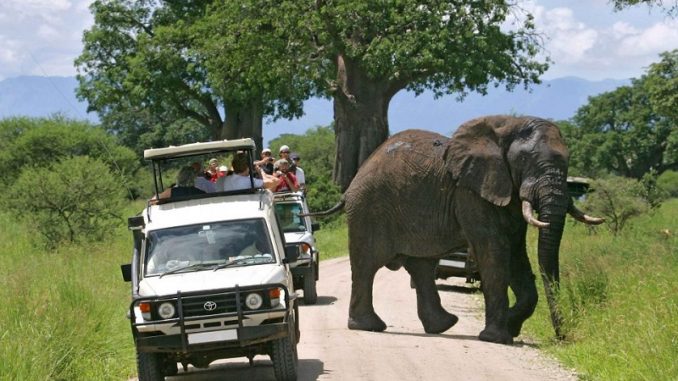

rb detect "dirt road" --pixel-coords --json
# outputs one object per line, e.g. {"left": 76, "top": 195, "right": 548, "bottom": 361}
{"left": 166, "top": 257, "right": 578, "bottom": 381}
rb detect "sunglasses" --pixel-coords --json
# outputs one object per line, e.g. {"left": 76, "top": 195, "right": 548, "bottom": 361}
{"left": 280, "top": 151, "right": 290, "bottom": 154}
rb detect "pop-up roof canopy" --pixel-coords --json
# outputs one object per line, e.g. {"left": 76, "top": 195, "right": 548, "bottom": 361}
{"left": 144, "top": 138, "right": 256, "bottom": 160}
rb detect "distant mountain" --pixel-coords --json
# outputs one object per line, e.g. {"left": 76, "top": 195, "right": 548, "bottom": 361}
{"left": 0, "top": 75, "right": 628, "bottom": 144}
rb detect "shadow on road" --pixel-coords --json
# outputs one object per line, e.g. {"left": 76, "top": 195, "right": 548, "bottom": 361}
{"left": 436, "top": 283, "right": 482, "bottom": 294}
{"left": 167, "top": 358, "right": 325, "bottom": 381}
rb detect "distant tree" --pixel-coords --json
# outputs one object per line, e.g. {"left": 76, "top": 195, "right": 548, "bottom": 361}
{"left": 0, "top": 117, "right": 139, "bottom": 196}
{"left": 564, "top": 50, "right": 677, "bottom": 179}
{"left": 4, "top": 156, "right": 125, "bottom": 247}
{"left": 657, "top": 170, "right": 678, "bottom": 197}
{"left": 583, "top": 176, "right": 651, "bottom": 235}
{"left": 200, "top": 1, "right": 549, "bottom": 189}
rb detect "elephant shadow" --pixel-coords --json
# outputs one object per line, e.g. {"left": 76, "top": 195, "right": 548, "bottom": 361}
{"left": 383, "top": 330, "right": 541, "bottom": 348}
{"left": 436, "top": 283, "right": 482, "bottom": 294}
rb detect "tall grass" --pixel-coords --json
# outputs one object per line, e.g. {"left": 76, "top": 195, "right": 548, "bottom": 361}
{"left": 0, "top": 203, "right": 142, "bottom": 380}
{"left": 524, "top": 199, "right": 678, "bottom": 380}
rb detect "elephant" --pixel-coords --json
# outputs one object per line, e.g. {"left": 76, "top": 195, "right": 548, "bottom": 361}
{"left": 309, "top": 115, "right": 603, "bottom": 344}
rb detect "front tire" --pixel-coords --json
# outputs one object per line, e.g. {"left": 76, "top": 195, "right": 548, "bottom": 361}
{"left": 270, "top": 311, "right": 298, "bottom": 381}
{"left": 137, "top": 351, "right": 164, "bottom": 381}
{"left": 303, "top": 266, "right": 318, "bottom": 305}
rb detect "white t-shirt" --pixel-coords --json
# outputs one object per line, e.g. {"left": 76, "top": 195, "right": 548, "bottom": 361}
{"left": 220, "top": 174, "right": 263, "bottom": 191}
{"left": 295, "top": 167, "right": 305, "bottom": 185}
{"left": 194, "top": 176, "right": 216, "bottom": 193}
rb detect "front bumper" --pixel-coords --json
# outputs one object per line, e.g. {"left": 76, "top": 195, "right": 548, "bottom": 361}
{"left": 130, "top": 283, "right": 294, "bottom": 353}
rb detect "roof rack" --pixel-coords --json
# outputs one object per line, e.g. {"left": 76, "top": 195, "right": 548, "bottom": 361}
{"left": 144, "top": 138, "right": 256, "bottom": 160}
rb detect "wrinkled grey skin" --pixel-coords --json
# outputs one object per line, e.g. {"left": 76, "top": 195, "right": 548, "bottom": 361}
{"left": 315, "top": 115, "right": 601, "bottom": 344}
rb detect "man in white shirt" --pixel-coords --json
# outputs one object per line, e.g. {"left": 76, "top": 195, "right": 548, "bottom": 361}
{"left": 220, "top": 152, "right": 279, "bottom": 191}
{"left": 290, "top": 153, "right": 306, "bottom": 193}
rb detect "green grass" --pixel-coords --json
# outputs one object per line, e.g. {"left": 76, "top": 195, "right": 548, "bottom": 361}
{"left": 523, "top": 198, "right": 678, "bottom": 380}
{"left": 0, "top": 203, "right": 143, "bottom": 380}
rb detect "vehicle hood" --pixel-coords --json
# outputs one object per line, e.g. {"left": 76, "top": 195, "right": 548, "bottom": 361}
{"left": 138, "top": 264, "right": 287, "bottom": 297}
{"left": 284, "top": 231, "right": 315, "bottom": 245}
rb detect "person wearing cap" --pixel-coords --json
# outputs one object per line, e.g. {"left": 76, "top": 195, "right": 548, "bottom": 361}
{"left": 273, "top": 158, "right": 299, "bottom": 192}
{"left": 206, "top": 158, "right": 225, "bottom": 182}
{"left": 278, "top": 145, "right": 297, "bottom": 172}
{"left": 254, "top": 148, "right": 275, "bottom": 175}
{"left": 290, "top": 153, "right": 306, "bottom": 193}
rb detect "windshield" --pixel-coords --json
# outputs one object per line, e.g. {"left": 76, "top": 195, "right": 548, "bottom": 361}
{"left": 144, "top": 218, "right": 275, "bottom": 277}
{"left": 275, "top": 202, "right": 307, "bottom": 233}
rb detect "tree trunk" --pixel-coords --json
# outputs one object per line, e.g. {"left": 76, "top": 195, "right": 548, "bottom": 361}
{"left": 333, "top": 55, "right": 393, "bottom": 190}
{"left": 223, "top": 100, "right": 264, "bottom": 153}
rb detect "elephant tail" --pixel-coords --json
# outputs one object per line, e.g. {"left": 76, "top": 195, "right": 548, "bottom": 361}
{"left": 299, "top": 198, "right": 345, "bottom": 217}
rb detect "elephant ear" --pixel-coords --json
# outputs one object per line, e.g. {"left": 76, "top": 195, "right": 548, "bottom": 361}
{"left": 445, "top": 117, "right": 513, "bottom": 207}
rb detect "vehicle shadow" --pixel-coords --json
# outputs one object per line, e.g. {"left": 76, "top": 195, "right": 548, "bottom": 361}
{"left": 300, "top": 295, "right": 337, "bottom": 306}
{"left": 167, "top": 358, "right": 324, "bottom": 381}
{"left": 436, "top": 283, "right": 482, "bottom": 294}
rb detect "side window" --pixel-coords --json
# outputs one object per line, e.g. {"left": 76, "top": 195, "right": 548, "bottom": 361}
{"left": 275, "top": 203, "right": 305, "bottom": 232}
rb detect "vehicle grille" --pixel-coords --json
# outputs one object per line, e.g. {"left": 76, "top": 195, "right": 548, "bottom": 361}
{"left": 180, "top": 292, "right": 242, "bottom": 318}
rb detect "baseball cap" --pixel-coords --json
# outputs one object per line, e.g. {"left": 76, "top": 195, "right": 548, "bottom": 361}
{"left": 290, "top": 153, "right": 300, "bottom": 160}
{"left": 279, "top": 145, "right": 290, "bottom": 153}
{"left": 262, "top": 148, "right": 272, "bottom": 154}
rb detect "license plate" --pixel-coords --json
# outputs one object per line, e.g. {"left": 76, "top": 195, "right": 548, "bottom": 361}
{"left": 439, "top": 259, "right": 466, "bottom": 269}
{"left": 188, "top": 329, "right": 237, "bottom": 344}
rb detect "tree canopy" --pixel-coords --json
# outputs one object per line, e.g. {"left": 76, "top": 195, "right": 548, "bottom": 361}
{"left": 562, "top": 50, "right": 677, "bottom": 179}
{"left": 75, "top": 0, "right": 312, "bottom": 154}
{"left": 77, "top": 0, "right": 549, "bottom": 189}
{"left": 199, "top": 0, "right": 549, "bottom": 189}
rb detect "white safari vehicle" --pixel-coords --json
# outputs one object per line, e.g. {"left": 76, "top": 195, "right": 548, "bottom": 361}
{"left": 121, "top": 139, "right": 301, "bottom": 381}
{"left": 273, "top": 192, "right": 321, "bottom": 304}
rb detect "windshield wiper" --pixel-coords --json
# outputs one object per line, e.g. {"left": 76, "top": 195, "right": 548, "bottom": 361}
{"left": 159, "top": 263, "right": 212, "bottom": 278}
{"left": 212, "top": 257, "right": 255, "bottom": 271}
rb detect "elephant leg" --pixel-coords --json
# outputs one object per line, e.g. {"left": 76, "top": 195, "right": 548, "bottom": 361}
{"left": 404, "top": 257, "right": 458, "bottom": 334}
{"left": 507, "top": 243, "right": 538, "bottom": 337}
{"left": 347, "top": 254, "right": 387, "bottom": 332}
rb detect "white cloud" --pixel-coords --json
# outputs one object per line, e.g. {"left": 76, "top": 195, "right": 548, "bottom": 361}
{"left": 530, "top": 2, "right": 678, "bottom": 80}
{"left": 616, "top": 20, "right": 678, "bottom": 56}
{"left": 0, "top": 0, "right": 93, "bottom": 80}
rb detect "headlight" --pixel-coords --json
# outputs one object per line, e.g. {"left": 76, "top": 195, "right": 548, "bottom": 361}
{"left": 157, "top": 302, "right": 176, "bottom": 319}
{"left": 245, "top": 293, "right": 263, "bottom": 310}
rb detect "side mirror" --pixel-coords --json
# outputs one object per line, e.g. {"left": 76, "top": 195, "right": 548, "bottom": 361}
{"left": 283, "top": 244, "right": 301, "bottom": 263}
{"left": 311, "top": 222, "right": 321, "bottom": 232}
{"left": 121, "top": 263, "right": 132, "bottom": 282}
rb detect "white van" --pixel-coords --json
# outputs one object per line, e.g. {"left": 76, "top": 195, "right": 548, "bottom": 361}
{"left": 122, "top": 139, "right": 301, "bottom": 381}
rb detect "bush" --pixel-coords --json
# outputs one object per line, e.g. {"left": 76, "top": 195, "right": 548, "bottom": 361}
{"left": 583, "top": 176, "right": 651, "bottom": 235}
{"left": 657, "top": 170, "right": 678, "bottom": 197}
{"left": 0, "top": 116, "right": 140, "bottom": 198}
{"left": 4, "top": 156, "right": 126, "bottom": 247}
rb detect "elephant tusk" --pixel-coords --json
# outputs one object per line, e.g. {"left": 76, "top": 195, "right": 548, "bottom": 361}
{"left": 568, "top": 200, "right": 605, "bottom": 225}
{"left": 522, "top": 200, "right": 550, "bottom": 228}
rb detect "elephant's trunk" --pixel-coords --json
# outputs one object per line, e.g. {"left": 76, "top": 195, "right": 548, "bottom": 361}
{"left": 536, "top": 186, "right": 569, "bottom": 340}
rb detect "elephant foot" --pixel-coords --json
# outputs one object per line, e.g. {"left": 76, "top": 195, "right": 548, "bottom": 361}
{"left": 422, "top": 312, "right": 459, "bottom": 334}
{"left": 348, "top": 313, "right": 387, "bottom": 332}
{"left": 479, "top": 327, "right": 513, "bottom": 345}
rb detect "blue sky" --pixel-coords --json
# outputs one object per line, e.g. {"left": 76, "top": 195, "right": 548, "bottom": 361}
{"left": 0, "top": 0, "right": 675, "bottom": 82}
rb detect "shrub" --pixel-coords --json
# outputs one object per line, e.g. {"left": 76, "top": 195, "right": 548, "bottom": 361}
{"left": 4, "top": 156, "right": 126, "bottom": 247}
{"left": 583, "top": 176, "right": 651, "bottom": 235}
{"left": 0, "top": 116, "right": 140, "bottom": 198}
{"left": 657, "top": 170, "right": 678, "bottom": 197}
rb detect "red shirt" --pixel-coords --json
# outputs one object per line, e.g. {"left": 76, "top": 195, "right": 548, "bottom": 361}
{"left": 275, "top": 172, "right": 298, "bottom": 192}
